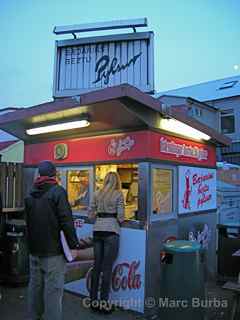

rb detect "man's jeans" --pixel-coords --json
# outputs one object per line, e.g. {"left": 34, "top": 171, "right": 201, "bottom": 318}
{"left": 90, "top": 233, "right": 119, "bottom": 302}
{"left": 28, "top": 255, "right": 66, "bottom": 320}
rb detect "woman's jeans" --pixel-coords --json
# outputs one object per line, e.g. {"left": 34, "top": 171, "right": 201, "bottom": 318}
{"left": 28, "top": 254, "right": 66, "bottom": 320}
{"left": 90, "top": 233, "right": 119, "bottom": 302}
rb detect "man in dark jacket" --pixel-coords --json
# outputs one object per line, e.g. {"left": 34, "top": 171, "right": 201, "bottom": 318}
{"left": 25, "top": 160, "right": 80, "bottom": 320}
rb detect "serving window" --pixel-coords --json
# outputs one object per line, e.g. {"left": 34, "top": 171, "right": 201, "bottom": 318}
{"left": 151, "top": 166, "right": 175, "bottom": 220}
{"left": 95, "top": 164, "right": 139, "bottom": 220}
{"left": 55, "top": 164, "right": 139, "bottom": 220}
{"left": 55, "top": 167, "right": 93, "bottom": 213}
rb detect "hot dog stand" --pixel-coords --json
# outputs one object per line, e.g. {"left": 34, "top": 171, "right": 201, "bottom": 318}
{"left": 0, "top": 83, "right": 230, "bottom": 312}
{"left": 0, "top": 19, "right": 231, "bottom": 313}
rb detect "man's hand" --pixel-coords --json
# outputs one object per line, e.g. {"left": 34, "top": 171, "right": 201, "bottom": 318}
{"left": 88, "top": 211, "right": 96, "bottom": 220}
{"left": 70, "top": 249, "right": 79, "bottom": 260}
{"left": 69, "top": 200, "right": 76, "bottom": 207}
{"left": 118, "top": 219, "right": 126, "bottom": 226}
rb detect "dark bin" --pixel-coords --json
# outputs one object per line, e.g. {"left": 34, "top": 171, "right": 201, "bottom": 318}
{"left": 4, "top": 219, "right": 29, "bottom": 285}
{"left": 159, "top": 240, "right": 205, "bottom": 320}
{"left": 0, "top": 215, "right": 6, "bottom": 283}
{"left": 217, "top": 223, "right": 240, "bottom": 280}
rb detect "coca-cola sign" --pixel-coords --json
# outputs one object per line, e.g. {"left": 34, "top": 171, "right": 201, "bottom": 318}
{"left": 112, "top": 261, "right": 141, "bottom": 291}
{"left": 64, "top": 225, "right": 146, "bottom": 313}
{"left": 86, "top": 260, "right": 142, "bottom": 293}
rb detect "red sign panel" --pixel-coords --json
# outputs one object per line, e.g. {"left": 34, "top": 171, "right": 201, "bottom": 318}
{"left": 149, "top": 132, "right": 216, "bottom": 166}
{"left": 24, "top": 130, "right": 216, "bottom": 167}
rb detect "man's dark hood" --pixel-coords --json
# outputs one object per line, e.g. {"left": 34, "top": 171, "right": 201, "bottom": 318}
{"left": 30, "top": 176, "right": 58, "bottom": 198}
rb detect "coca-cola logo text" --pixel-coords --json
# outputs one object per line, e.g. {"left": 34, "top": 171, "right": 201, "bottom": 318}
{"left": 86, "top": 260, "right": 142, "bottom": 292}
{"left": 112, "top": 260, "right": 141, "bottom": 291}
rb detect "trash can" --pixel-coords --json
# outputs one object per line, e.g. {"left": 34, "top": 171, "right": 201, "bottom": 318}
{"left": 4, "top": 219, "right": 29, "bottom": 285}
{"left": 159, "top": 240, "right": 205, "bottom": 320}
{"left": 0, "top": 215, "right": 6, "bottom": 284}
{"left": 217, "top": 223, "right": 240, "bottom": 280}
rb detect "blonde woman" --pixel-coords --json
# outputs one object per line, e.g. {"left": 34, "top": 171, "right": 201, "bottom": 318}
{"left": 88, "top": 171, "right": 125, "bottom": 313}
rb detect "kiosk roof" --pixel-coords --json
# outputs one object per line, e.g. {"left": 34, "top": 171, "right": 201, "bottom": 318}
{"left": 0, "top": 84, "right": 230, "bottom": 146}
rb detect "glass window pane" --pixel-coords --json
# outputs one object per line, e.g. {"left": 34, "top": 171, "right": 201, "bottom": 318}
{"left": 67, "top": 170, "right": 90, "bottom": 211}
{"left": 152, "top": 168, "right": 172, "bottom": 215}
{"left": 221, "top": 115, "right": 235, "bottom": 134}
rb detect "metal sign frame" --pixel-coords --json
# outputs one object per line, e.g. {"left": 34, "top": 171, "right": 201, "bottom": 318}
{"left": 53, "top": 32, "right": 154, "bottom": 98}
{"left": 53, "top": 18, "right": 148, "bottom": 35}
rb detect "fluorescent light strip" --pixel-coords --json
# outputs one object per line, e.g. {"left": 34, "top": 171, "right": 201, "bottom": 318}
{"left": 26, "top": 120, "right": 90, "bottom": 135}
{"left": 160, "top": 118, "right": 210, "bottom": 141}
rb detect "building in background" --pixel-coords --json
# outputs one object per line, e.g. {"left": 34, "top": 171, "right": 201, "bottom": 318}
{"left": 217, "top": 162, "right": 240, "bottom": 225}
{"left": 157, "top": 95, "right": 219, "bottom": 131}
{"left": 0, "top": 107, "right": 23, "bottom": 162}
{"left": 156, "top": 75, "right": 240, "bottom": 164}
{"left": 0, "top": 130, "right": 18, "bottom": 142}
{"left": 0, "top": 140, "right": 24, "bottom": 163}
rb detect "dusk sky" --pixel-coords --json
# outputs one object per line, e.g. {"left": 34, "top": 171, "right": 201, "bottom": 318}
{"left": 0, "top": 0, "right": 239, "bottom": 109}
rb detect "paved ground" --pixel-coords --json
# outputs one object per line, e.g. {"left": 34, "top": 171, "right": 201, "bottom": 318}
{"left": 0, "top": 285, "right": 138, "bottom": 320}
{"left": 0, "top": 282, "right": 236, "bottom": 320}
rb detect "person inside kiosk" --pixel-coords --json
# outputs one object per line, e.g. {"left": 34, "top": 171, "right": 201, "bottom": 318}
{"left": 68, "top": 171, "right": 90, "bottom": 210}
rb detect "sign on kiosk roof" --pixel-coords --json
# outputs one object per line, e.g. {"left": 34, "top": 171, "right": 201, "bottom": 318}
{"left": 53, "top": 19, "right": 154, "bottom": 97}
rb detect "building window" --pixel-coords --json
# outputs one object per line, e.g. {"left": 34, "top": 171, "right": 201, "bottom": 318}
{"left": 218, "top": 80, "right": 238, "bottom": 90}
{"left": 194, "top": 108, "right": 202, "bottom": 117}
{"left": 220, "top": 109, "right": 235, "bottom": 134}
{"left": 187, "top": 107, "right": 194, "bottom": 117}
{"left": 222, "top": 154, "right": 240, "bottom": 165}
